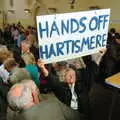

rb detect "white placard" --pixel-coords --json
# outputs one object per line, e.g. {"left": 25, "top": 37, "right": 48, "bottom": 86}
{"left": 37, "top": 9, "right": 110, "bottom": 63}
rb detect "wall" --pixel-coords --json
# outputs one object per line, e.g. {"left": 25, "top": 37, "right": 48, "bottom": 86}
{"left": 0, "top": 0, "right": 4, "bottom": 28}
{"left": 0, "top": 0, "right": 91, "bottom": 28}
{"left": 36, "top": 0, "right": 120, "bottom": 31}
{"left": 3, "top": 0, "right": 33, "bottom": 28}
{"left": 36, "top": 0, "right": 90, "bottom": 15}
{"left": 0, "top": 0, "right": 120, "bottom": 31}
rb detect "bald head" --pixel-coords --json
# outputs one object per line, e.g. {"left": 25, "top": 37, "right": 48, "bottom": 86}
{"left": 10, "top": 84, "right": 23, "bottom": 97}
{"left": 7, "top": 81, "right": 33, "bottom": 111}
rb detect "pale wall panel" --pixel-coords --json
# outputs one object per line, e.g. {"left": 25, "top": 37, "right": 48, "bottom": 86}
{"left": 1, "top": 0, "right": 120, "bottom": 30}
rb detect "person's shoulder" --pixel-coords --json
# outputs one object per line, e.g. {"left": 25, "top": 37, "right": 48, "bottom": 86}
{"left": 42, "top": 97, "right": 59, "bottom": 104}
{"left": 40, "top": 97, "right": 61, "bottom": 108}
{"left": 26, "top": 64, "right": 38, "bottom": 72}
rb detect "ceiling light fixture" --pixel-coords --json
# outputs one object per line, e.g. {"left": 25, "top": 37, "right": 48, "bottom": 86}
{"left": 24, "top": 9, "right": 31, "bottom": 13}
{"left": 48, "top": 8, "right": 57, "bottom": 13}
{"left": 8, "top": 10, "right": 15, "bottom": 14}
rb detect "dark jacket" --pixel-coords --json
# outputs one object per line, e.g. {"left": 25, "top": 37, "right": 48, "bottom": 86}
{"left": 97, "top": 42, "right": 120, "bottom": 83}
{"left": 0, "top": 77, "right": 10, "bottom": 118}
{"left": 46, "top": 68, "right": 90, "bottom": 120}
{"left": 0, "top": 77, "right": 10, "bottom": 102}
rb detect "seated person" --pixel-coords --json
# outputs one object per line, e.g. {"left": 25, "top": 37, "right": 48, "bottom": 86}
{"left": 37, "top": 60, "right": 90, "bottom": 120}
{"left": 7, "top": 80, "right": 83, "bottom": 120}
{"left": 22, "top": 52, "right": 40, "bottom": 88}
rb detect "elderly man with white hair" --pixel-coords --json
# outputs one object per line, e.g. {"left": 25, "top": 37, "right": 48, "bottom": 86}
{"left": 7, "top": 79, "right": 40, "bottom": 120}
{"left": 7, "top": 80, "right": 84, "bottom": 120}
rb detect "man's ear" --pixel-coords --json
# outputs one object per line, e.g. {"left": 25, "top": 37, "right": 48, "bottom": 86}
{"left": 32, "top": 91, "right": 40, "bottom": 104}
{"left": 32, "top": 91, "right": 36, "bottom": 103}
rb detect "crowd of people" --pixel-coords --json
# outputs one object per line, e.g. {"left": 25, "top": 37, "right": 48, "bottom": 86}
{"left": 0, "top": 22, "right": 120, "bottom": 120}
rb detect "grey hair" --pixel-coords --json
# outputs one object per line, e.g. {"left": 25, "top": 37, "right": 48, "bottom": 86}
{"left": 21, "top": 79, "right": 41, "bottom": 101}
{"left": 9, "top": 67, "right": 31, "bottom": 84}
{"left": 21, "top": 79, "right": 40, "bottom": 94}
{"left": 7, "top": 83, "right": 33, "bottom": 111}
{"left": 21, "top": 79, "right": 38, "bottom": 90}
